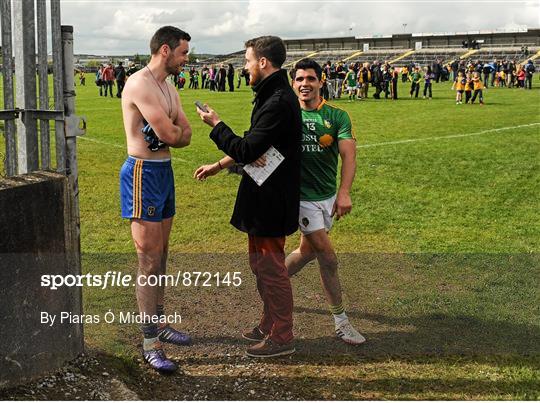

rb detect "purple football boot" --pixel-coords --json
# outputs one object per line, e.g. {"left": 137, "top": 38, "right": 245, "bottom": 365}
{"left": 142, "top": 348, "right": 177, "bottom": 373}
{"left": 158, "top": 325, "right": 192, "bottom": 346}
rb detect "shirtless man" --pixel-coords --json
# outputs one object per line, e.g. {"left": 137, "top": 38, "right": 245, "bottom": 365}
{"left": 119, "top": 26, "right": 192, "bottom": 373}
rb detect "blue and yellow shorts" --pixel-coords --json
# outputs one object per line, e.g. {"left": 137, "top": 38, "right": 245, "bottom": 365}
{"left": 119, "top": 156, "right": 175, "bottom": 222}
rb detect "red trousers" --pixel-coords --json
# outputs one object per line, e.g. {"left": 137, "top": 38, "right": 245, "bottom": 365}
{"left": 248, "top": 235, "right": 294, "bottom": 344}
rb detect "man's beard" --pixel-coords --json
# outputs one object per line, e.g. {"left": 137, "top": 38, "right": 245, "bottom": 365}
{"left": 249, "top": 65, "right": 261, "bottom": 87}
{"left": 166, "top": 55, "right": 182, "bottom": 76}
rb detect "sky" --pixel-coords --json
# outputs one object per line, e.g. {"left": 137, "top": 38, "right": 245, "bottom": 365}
{"left": 4, "top": 0, "right": 540, "bottom": 55}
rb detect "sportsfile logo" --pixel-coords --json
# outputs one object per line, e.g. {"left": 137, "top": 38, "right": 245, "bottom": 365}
{"left": 40, "top": 271, "right": 242, "bottom": 290}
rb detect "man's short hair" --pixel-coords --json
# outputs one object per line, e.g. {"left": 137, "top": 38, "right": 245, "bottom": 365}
{"left": 293, "top": 58, "right": 323, "bottom": 80}
{"left": 150, "top": 26, "right": 191, "bottom": 55}
{"left": 244, "top": 36, "right": 286, "bottom": 68}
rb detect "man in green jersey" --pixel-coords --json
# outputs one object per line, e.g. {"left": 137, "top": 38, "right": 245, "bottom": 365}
{"left": 342, "top": 64, "right": 358, "bottom": 101}
{"left": 287, "top": 58, "right": 365, "bottom": 345}
{"left": 409, "top": 66, "right": 423, "bottom": 98}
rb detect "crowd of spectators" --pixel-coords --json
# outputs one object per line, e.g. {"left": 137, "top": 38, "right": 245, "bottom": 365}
{"left": 93, "top": 55, "right": 535, "bottom": 101}
{"left": 172, "top": 64, "right": 250, "bottom": 92}
{"left": 94, "top": 61, "right": 136, "bottom": 98}
{"left": 310, "top": 59, "right": 448, "bottom": 101}
{"left": 303, "top": 56, "right": 535, "bottom": 102}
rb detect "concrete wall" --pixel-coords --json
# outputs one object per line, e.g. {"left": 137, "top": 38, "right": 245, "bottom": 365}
{"left": 0, "top": 171, "right": 83, "bottom": 388}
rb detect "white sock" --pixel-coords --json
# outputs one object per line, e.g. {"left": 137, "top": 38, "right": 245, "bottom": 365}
{"left": 333, "top": 312, "right": 348, "bottom": 326}
{"left": 143, "top": 336, "right": 160, "bottom": 351}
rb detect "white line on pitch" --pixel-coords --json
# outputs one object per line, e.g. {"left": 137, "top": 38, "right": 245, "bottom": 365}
{"left": 357, "top": 123, "right": 540, "bottom": 149}
{"left": 77, "top": 107, "right": 119, "bottom": 111}
{"left": 79, "top": 136, "right": 188, "bottom": 163}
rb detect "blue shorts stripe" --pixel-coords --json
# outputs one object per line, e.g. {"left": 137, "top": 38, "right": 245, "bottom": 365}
{"left": 120, "top": 156, "right": 175, "bottom": 222}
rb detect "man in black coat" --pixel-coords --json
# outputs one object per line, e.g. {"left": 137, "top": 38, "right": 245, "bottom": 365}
{"left": 218, "top": 64, "right": 227, "bottom": 91}
{"left": 370, "top": 61, "right": 383, "bottom": 99}
{"left": 227, "top": 63, "right": 235, "bottom": 92}
{"left": 194, "top": 36, "right": 301, "bottom": 358}
{"left": 114, "top": 61, "right": 126, "bottom": 98}
{"left": 432, "top": 58, "right": 442, "bottom": 83}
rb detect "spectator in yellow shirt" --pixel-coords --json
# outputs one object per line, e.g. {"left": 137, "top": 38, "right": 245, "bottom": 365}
{"left": 471, "top": 72, "right": 484, "bottom": 105}
{"left": 452, "top": 72, "right": 466, "bottom": 104}
{"left": 464, "top": 73, "right": 474, "bottom": 104}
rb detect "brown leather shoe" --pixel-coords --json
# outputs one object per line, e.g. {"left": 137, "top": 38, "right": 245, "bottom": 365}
{"left": 246, "top": 338, "right": 295, "bottom": 358}
{"left": 242, "top": 326, "right": 266, "bottom": 342}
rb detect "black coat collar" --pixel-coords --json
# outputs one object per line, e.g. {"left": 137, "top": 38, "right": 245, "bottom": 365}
{"left": 252, "top": 69, "right": 289, "bottom": 103}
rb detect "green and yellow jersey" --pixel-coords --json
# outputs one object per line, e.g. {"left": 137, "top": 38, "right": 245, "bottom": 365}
{"left": 344, "top": 70, "right": 357, "bottom": 87}
{"left": 409, "top": 71, "right": 422, "bottom": 83}
{"left": 300, "top": 99, "right": 355, "bottom": 201}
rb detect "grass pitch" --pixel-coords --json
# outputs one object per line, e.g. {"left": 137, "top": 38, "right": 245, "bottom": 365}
{"left": 1, "top": 75, "right": 540, "bottom": 399}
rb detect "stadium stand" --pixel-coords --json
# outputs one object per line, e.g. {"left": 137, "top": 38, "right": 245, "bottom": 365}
{"left": 201, "top": 48, "right": 539, "bottom": 71}
{"left": 197, "top": 29, "right": 540, "bottom": 69}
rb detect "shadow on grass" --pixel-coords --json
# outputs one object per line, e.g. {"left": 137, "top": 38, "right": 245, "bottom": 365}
{"left": 83, "top": 252, "right": 540, "bottom": 365}
{"left": 74, "top": 252, "right": 540, "bottom": 398}
{"left": 293, "top": 308, "right": 540, "bottom": 360}
{"left": 189, "top": 308, "right": 540, "bottom": 366}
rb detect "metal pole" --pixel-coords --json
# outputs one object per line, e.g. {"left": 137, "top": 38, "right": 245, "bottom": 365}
{"left": 0, "top": 0, "right": 17, "bottom": 176}
{"left": 36, "top": 0, "right": 50, "bottom": 169}
{"left": 50, "top": 0, "right": 65, "bottom": 174}
{"left": 62, "top": 25, "right": 79, "bottom": 224}
{"left": 61, "top": 23, "right": 84, "bottom": 352}
{"left": 13, "top": 0, "right": 38, "bottom": 174}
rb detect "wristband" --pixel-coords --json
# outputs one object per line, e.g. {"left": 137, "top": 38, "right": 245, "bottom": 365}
{"left": 218, "top": 160, "right": 223, "bottom": 170}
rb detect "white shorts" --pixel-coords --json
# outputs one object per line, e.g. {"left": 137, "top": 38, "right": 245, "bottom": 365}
{"left": 346, "top": 86, "right": 357, "bottom": 92}
{"left": 299, "top": 195, "right": 336, "bottom": 235}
